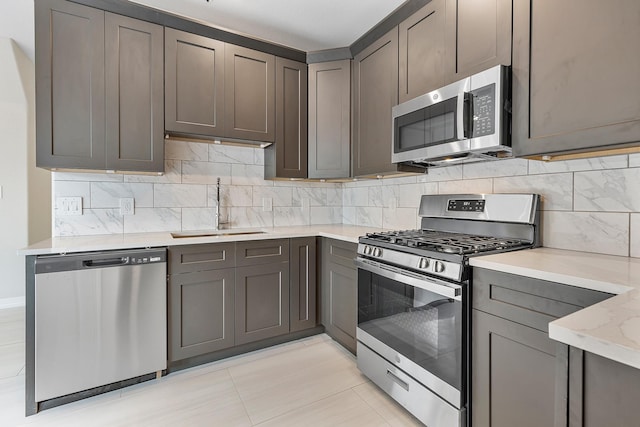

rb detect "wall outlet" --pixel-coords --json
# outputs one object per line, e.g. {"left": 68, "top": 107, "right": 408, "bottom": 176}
{"left": 120, "top": 198, "right": 135, "bottom": 216}
{"left": 301, "top": 198, "right": 310, "bottom": 211}
{"left": 57, "top": 197, "right": 83, "bottom": 216}
{"left": 262, "top": 197, "right": 273, "bottom": 212}
{"left": 0, "top": 185, "right": 3, "bottom": 199}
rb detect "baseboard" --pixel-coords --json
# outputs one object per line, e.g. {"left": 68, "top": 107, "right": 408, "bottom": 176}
{"left": 0, "top": 296, "right": 26, "bottom": 309}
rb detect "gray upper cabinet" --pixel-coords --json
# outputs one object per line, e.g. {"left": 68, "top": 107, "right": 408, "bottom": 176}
{"left": 444, "top": 0, "right": 511, "bottom": 83}
{"left": 512, "top": 0, "right": 640, "bottom": 158}
{"left": 104, "top": 13, "right": 164, "bottom": 172}
{"left": 352, "top": 28, "right": 401, "bottom": 177}
{"left": 35, "top": 0, "right": 106, "bottom": 170}
{"left": 398, "top": 0, "right": 446, "bottom": 103}
{"left": 165, "top": 28, "right": 225, "bottom": 137}
{"left": 308, "top": 60, "right": 351, "bottom": 179}
{"left": 265, "top": 58, "right": 308, "bottom": 179}
{"left": 224, "top": 44, "right": 276, "bottom": 142}
{"left": 35, "top": 0, "right": 164, "bottom": 173}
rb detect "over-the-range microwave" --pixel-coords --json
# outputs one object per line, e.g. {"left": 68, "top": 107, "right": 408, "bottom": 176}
{"left": 392, "top": 64, "right": 511, "bottom": 167}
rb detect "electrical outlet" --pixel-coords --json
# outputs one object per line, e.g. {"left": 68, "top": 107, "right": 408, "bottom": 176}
{"left": 262, "top": 197, "right": 273, "bottom": 212}
{"left": 120, "top": 198, "right": 135, "bottom": 215}
{"left": 389, "top": 197, "right": 398, "bottom": 209}
{"left": 57, "top": 197, "right": 83, "bottom": 216}
{"left": 301, "top": 198, "right": 310, "bottom": 211}
{"left": 0, "top": 185, "right": 3, "bottom": 199}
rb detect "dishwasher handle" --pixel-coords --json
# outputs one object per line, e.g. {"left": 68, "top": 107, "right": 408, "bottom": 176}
{"left": 83, "top": 257, "right": 129, "bottom": 268}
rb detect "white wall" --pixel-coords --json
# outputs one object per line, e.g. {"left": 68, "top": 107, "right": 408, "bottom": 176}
{"left": 0, "top": 0, "right": 35, "bottom": 63}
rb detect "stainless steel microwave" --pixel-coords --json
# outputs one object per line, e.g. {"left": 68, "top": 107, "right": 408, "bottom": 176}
{"left": 392, "top": 65, "right": 511, "bottom": 166}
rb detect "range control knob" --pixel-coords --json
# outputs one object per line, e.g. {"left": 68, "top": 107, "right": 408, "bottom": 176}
{"left": 373, "top": 248, "right": 383, "bottom": 257}
{"left": 364, "top": 246, "right": 372, "bottom": 255}
{"left": 434, "top": 261, "right": 446, "bottom": 273}
{"left": 418, "top": 258, "right": 430, "bottom": 269}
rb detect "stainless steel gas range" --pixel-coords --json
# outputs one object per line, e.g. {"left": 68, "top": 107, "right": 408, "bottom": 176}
{"left": 355, "top": 194, "right": 540, "bottom": 427}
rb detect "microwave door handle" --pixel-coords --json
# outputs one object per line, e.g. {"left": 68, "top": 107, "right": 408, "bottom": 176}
{"left": 456, "top": 91, "right": 466, "bottom": 140}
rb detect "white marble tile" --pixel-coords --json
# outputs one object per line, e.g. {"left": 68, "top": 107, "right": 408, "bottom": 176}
{"left": 631, "top": 214, "right": 640, "bottom": 258}
{"left": 165, "top": 139, "right": 209, "bottom": 161}
{"left": 210, "top": 185, "right": 253, "bottom": 208}
{"left": 630, "top": 154, "right": 640, "bottom": 168}
{"left": 154, "top": 184, "right": 207, "bottom": 208}
{"left": 124, "top": 160, "right": 181, "bottom": 184}
{"left": 229, "top": 207, "right": 274, "bottom": 228}
{"left": 383, "top": 175, "right": 418, "bottom": 186}
{"left": 462, "top": 158, "right": 529, "bottom": 179}
{"left": 383, "top": 207, "right": 419, "bottom": 230}
{"left": 90, "top": 183, "right": 154, "bottom": 208}
{"left": 181, "top": 208, "right": 217, "bottom": 231}
{"left": 529, "top": 155, "right": 628, "bottom": 174}
{"left": 542, "top": 211, "right": 629, "bottom": 256}
{"left": 209, "top": 144, "right": 257, "bottom": 164}
{"left": 292, "top": 187, "right": 326, "bottom": 207}
{"left": 417, "top": 165, "right": 463, "bottom": 182}
{"left": 53, "top": 181, "right": 91, "bottom": 205}
{"left": 55, "top": 209, "right": 123, "bottom": 236}
{"left": 368, "top": 186, "right": 384, "bottom": 207}
{"left": 356, "top": 207, "right": 383, "bottom": 228}
{"left": 343, "top": 187, "right": 369, "bottom": 207}
{"left": 494, "top": 173, "right": 573, "bottom": 211}
{"left": 52, "top": 171, "right": 124, "bottom": 182}
{"left": 327, "top": 187, "right": 342, "bottom": 206}
{"left": 438, "top": 178, "right": 493, "bottom": 195}
{"left": 574, "top": 168, "right": 640, "bottom": 212}
{"left": 398, "top": 182, "right": 438, "bottom": 208}
{"left": 253, "top": 186, "right": 293, "bottom": 207}
{"left": 310, "top": 206, "right": 343, "bottom": 225}
{"left": 274, "top": 206, "right": 309, "bottom": 227}
{"left": 342, "top": 207, "right": 356, "bottom": 225}
{"left": 181, "top": 161, "right": 232, "bottom": 185}
{"left": 254, "top": 148, "right": 265, "bottom": 166}
{"left": 123, "top": 208, "right": 181, "bottom": 233}
{"left": 231, "top": 164, "right": 272, "bottom": 186}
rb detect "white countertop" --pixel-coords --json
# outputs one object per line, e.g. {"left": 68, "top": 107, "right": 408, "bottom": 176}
{"left": 18, "top": 225, "right": 379, "bottom": 256}
{"left": 470, "top": 248, "right": 640, "bottom": 370}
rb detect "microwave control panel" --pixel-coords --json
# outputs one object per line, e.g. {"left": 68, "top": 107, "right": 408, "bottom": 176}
{"left": 470, "top": 84, "right": 495, "bottom": 137}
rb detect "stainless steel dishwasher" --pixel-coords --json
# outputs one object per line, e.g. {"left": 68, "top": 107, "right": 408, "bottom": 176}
{"left": 34, "top": 248, "right": 167, "bottom": 402}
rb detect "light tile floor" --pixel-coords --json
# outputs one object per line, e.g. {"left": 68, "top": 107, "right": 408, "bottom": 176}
{"left": 0, "top": 307, "right": 422, "bottom": 426}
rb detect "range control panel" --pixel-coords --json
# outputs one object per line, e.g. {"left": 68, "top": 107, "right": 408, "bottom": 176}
{"left": 447, "top": 199, "right": 486, "bottom": 212}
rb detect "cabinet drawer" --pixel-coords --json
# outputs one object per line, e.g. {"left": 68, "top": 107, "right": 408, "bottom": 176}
{"left": 168, "top": 243, "right": 236, "bottom": 274}
{"left": 472, "top": 268, "right": 612, "bottom": 332}
{"left": 324, "top": 238, "right": 357, "bottom": 269}
{"left": 236, "top": 239, "right": 289, "bottom": 266}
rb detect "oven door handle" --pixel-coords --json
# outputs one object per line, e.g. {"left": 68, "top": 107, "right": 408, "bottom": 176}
{"left": 355, "top": 258, "right": 462, "bottom": 300}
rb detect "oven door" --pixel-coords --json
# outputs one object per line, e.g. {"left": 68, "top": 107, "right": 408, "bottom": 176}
{"left": 355, "top": 257, "right": 466, "bottom": 409}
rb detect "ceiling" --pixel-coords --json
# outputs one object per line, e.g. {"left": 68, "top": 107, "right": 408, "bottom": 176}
{"left": 128, "top": 0, "right": 406, "bottom": 52}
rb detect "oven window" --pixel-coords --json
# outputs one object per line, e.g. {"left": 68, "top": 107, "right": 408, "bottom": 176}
{"left": 357, "top": 268, "right": 462, "bottom": 391}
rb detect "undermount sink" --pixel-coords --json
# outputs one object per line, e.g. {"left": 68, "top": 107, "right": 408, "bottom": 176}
{"left": 171, "top": 230, "right": 267, "bottom": 239}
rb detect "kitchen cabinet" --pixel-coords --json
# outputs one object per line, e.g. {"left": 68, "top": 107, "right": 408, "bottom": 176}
{"left": 224, "top": 44, "right": 276, "bottom": 143}
{"left": 471, "top": 268, "right": 611, "bottom": 427}
{"left": 444, "top": 0, "right": 511, "bottom": 83}
{"left": 35, "top": 0, "right": 164, "bottom": 172}
{"left": 398, "top": 0, "right": 446, "bottom": 103}
{"left": 319, "top": 238, "right": 358, "bottom": 354}
{"left": 165, "top": 28, "right": 225, "bottom": 137}
{"left": 512, "top": 0, "right": 640, "bottom": 158}
{"left": 307, "top": 60, "right": 351, "bottom": 179}
{"left": 289, "top": 237, "right": 317, "bottom": 332}
{"left": 265, "top": 58, "right": 308, "bottom": 179}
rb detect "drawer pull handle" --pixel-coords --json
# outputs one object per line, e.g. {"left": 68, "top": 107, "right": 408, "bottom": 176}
{"left": 386, "top": 369, "right": 409, "bottom": 391}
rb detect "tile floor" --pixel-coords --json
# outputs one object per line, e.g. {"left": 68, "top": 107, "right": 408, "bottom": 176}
{"left": 0, "top": 307, "right": 422, "bottom": 426}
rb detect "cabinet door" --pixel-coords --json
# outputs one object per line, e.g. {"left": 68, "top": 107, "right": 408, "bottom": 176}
{"left": 308, "top": 60, "right": 351, "bottom": 179}
{"left": 105, "top": 13, "right": 164, "bottom": 172}
{"left": 352, "top": 28, "right": 400, "bottom": 177}
{"left": 35, "top": 0, "right": 105, "bottom": 170}
{"left": 512, "top": 0, "right": 640, "bottom": 157}
{"left": 165, "top": 28, "right": 225, "bottom": 137}
{"left": 444, "top": 0, "right": 511, "bottom": 83}
{"left": 289, "top": 237, "right": 317, "bottom": 333}
{"left": 265, "top": 58, "right": 308, "bottom": 179}
{"left": 472, "top": 309, "right": 563, "bottom": 427}
{"left": 235, "top": 262, "right": 290, "bottom": 345}
{"left": 224, "top": 45, "right": 275, "bottom": 142}
{"left": 398, "top": 0, "right": 446, "bottom": 102}
{"left": 169, "top": 269, "right": 235, "bottom": 361}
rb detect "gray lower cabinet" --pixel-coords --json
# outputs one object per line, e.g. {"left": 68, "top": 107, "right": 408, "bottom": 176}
{"left": 164, "top": 28, "right": 225, "bottom": 137}
{"left": 512, "top": 0, "right": 640, "bottom": 158}
{"left": 264, "top": 57, "right": 308, "bottom": 179}
{"left": 471, "top": 268, "right": 612, "bottom": 427}
{"left": 307, "top": 60, "right": 351, "bottom": 179}
{"left": 224, "top": 44, "right": 276, "bottom": 143}
{"left": 35, "top": 0, "right": 164, "bottom": 172}
{"left": 290, "top": 237, "right": 317, "bottom": 333}
{"left": 319, "top": 238, "right": 357, "bottom": 354}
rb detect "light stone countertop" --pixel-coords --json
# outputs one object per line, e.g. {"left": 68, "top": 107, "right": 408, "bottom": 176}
{"left": 470, "top": 247, "right": 640, "bottom": 370}
{"left": 18, "top": 224, "right": 380, "bottom": 256}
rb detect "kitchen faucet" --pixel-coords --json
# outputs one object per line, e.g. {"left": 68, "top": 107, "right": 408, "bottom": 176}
{"left": 215, "top": 177, "right": 221, "bottom": 230}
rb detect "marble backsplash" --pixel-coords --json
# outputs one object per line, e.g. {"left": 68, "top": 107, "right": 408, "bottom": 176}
{"left": 52, "top": 140, "right": 640, "bottom": 258}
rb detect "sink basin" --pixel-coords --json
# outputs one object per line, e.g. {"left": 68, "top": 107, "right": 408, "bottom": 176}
{"left": 171, "top": 230, "right": 266, "bottom": 239}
